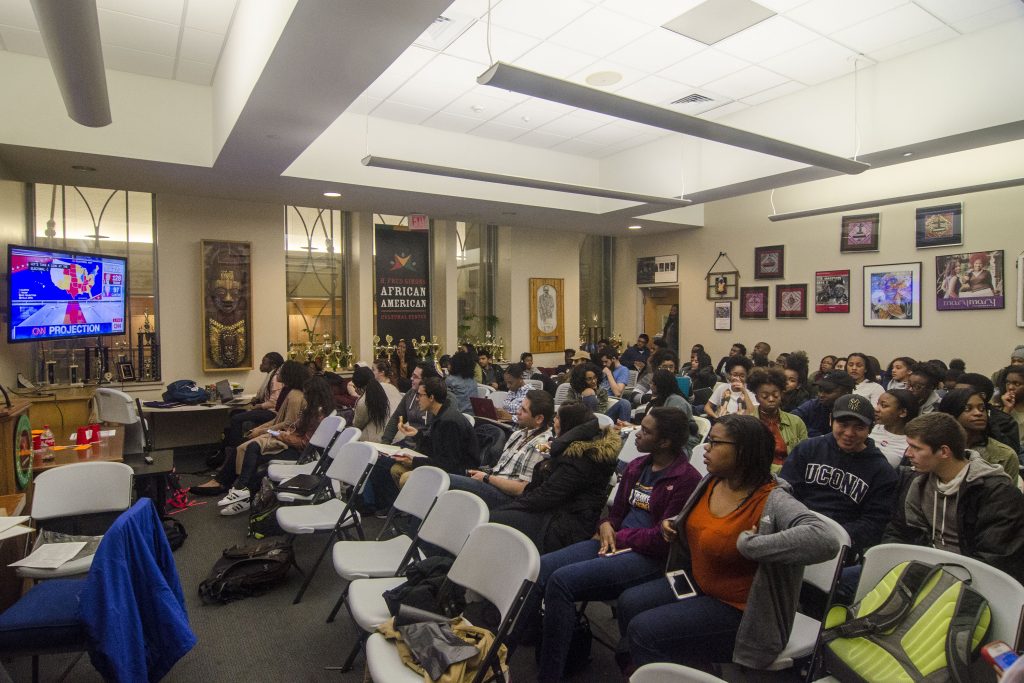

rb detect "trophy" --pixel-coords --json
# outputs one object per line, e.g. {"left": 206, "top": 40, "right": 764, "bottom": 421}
{"left": 429, "top": 336, "right": 441, "bottom": 361}
{"left": 371, "top": 335, "right": 382, "bottom": 359}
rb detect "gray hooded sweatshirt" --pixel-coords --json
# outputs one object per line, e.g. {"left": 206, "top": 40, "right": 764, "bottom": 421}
{"left": 666, "top": 476, "right": 840, "bottom": 669}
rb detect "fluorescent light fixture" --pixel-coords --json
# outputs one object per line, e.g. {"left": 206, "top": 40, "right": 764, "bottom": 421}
{"left": 628, "top": 224, "right": 642, "bottom": 230}
{"left": 478, "top": 62, "right": 869, "bottom": 175}
{"left": 768, "top": 177, "right": 1024, "bottom": 222}
{"left": 362, "top": 155, "right": 692, "bottom": 207}
{"left": 323, "top": 191, "right": 341, "bottom": 197}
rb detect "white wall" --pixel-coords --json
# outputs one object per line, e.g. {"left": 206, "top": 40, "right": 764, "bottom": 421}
{"left": 614, "top": 140, "right": 1024, "bottom": 374}
{"left": 0, "top": 180, "right": 33, "bottom": 384}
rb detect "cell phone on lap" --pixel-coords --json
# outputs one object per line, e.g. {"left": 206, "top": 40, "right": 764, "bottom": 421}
{"left": 666, "top": 569, "right": 698, "bottom": 600}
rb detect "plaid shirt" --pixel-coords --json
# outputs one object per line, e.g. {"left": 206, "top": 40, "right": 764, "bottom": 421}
{"left": 503, "top": 384, "right": 530, "bottom": 423}
{"left": 492, "top": 426, "right": 552, "bottom": 482}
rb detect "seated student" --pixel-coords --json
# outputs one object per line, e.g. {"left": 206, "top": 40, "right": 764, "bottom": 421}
{"left": 619, "top": 334, "right": 651, "bottom": 373}
{"left": 555, "top": 348, "right": 575, "bottom": 375}
{"left": 564, "top": 362, "right": 610, "bottom": 415}
{"left": 476, "top": 349, "right": 503, "bottom": 390}
{"left": 846, "top": 352, "right": 885, "bottom": 407}
{"left": 616, "top": 414, "right": 838, "bottom": 672}
{"left": 687, "top": 349, "right": 719, "bottom": 394}
{"left": 713, "top": 342, "right": 747, "bottom": 378}
{"left": 490, "top": 402, "right": 620, "bottom": 552}
{"left": 791, "top": 370, "right": 856, "bottom": 438}
{"left": 884, "top": 356, "right": 915, "bottom": 391}
{"left": 954, "top": 372, "right": 1019, "bottom": 453}
{"left": 780, "top": 351, "right": 812, "bottom": 412}
{"left": 632, "top": 349, "right": 680, "bottom": 406}
{"left": 380, "top": 362, "right": 439, "bottom": 448}
{"left": 598, "top": 348, "right": 632, "bottom": 422}
{"left": 884, "top": 412, "right": 1024, "bottom": 583}
{"left": 198, "top": 375, "right": 332, "bottom": 515}
{"left": 997, "top": 364, "right": 1024, "bottom": 452}
{"left": 705, "top": 356, "right": 757, "bottom": 419}
{"left": 907, "top": 361, "right": 943, "bottom": 414}
{"left": 444, "top": 350, "right": 478, "bottom": 414}
{"left": 221, "top": 352, "right": 289, "bottom": 457}
{"left": 938, "top": 388, "right": 1019, "bottom": 485}
{"left": 350, "top": 365, "right": 402, "bottom": 444}
{"left": 869, "top": 389, "right": 920, "bottom": 467}
{"left": 747, "top": 367, "right": 808, "bottom": 471}
{"left": 449, "top": 390, "right": 553, "bottom": 509}
{"left": 530, "top": 408, "right": 701, "bottom": 682}
{"left": 520, "top": 352, "right": 557, "bottom": 395}
{"left": 496, "top": 362, "right": 530, "bottom": 423}
{"left": 811, "top": 354, "right": 837, "bottom": 384}
{"left": 779, "top": 394, "right": 899, "bottom": 559}
{"left": 390, "top": 377, "right": 480, "bottom": 485}
{"left": 390, "top": 339, "right": 418, "bottom": 391}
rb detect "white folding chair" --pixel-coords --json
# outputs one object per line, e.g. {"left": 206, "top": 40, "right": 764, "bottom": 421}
{"left": 631, "top": 662, "right": 728, "bottom": 682}
{"left": 464, "top": 414, "right": 475, "bottom": 427}
{"left": 689, "top": 443, "right": 709, "bottom": 478}
{"left": 475, "top": 384, "right": 493, "bottom": 398}
{"left": 596, "top": 413, "right": 614, "bottom": 429}
{"left": 277, "top": 441, "right": 377, "bottom": 603}
{"left": 554, "top": 382, "right": 571, "bottom": 406}
{"left": 339, "top": 491, "right": 488, "bottom": 672}
{"left": 626, "top": 369, "right": 639, "bottom": 392}
{"left": 525, "top": 378, "right": 544, "bottom": 391}
{"left": 92, "top": 388, "right": 147, "bottom": 455}
{"left": 274, "top": 426, "right": 361, "bottom": 504}
{"left": 764, "top": 512, "right": 850, "bottom": 674}
{"left": 693, "top": 415, "right": 712, "bottom": 444}
{"left": 18, "top": 461, "right": 135, "bottom": 579}
{"left": 325, "top": 467, "right": 451, "bottom": 626}
{"left": 364, "top": 523, "right": 540, "bottom": 683}
{"left": 488, "top": 391, "right": 508, "bottom": 409}
{"left": 267, "top": 412, "right": 343, "bottom": 474}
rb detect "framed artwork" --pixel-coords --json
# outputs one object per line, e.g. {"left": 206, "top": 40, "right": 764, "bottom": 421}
{"left": 916, "top": 203, "right": 963, "bottom": 248}
{"left": 815, "top": 270, "right": 851, "bottom": 313}
{"left": 636, "top": 255, "right": 678, "bottom": 284}
{"left": 705, "top": 270, "right": 739, "bottom": 300}
{"left": 863, "top": 262, "right": 922, "bottom": 327}
{"left": 739, "top": 287, "right": 769, "bottom": 319}
{"left": 935, "top": 250, "right": 1004, "bottom": 311}
{"left": 1018, "top": 255, "right": 1024, "bottom": 327}
{"left": 714, "top": 301, "right": 732, "bottom": 331}
{"left": 775, "top": 284, "right": 808, "bottom": 319}
{"left": 529, "top": 278, "right": 564, "bottom": 353}
{"left": 201, "top": 240, "right": 253, "bottom": 371}
{"left": 754, "top": 245, "right": 784, "bottom": 279}
{"left": 840, "top": 213, "right": 880, "bottom": 252}
{"left": 116, "top": 362, "right": 135, "bottom": 382}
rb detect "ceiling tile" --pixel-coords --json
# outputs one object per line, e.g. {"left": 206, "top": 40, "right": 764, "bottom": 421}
{"left": 441, "top": 89, "right": 518, "bottom": 121}
{"left": 489, "top": 98, "right": 577, "bottom": 129}
{"left": 762, "top": 37, "right": 862, "bottom": 85}
{"left": 598, "top": 131, "right": 667, "bottom": 157}
{"left": 98, "top": 8, "right": 179, "bottom": 56}
{"left": 951, "top": 3, "right": 1024, "bottom": 33}
{"left": 512, "top": 41, "right": 597, "bottom": 78}
{"left": 552, "top": 137, "right": 607, "bottom": 156}
{"left": 755, "top": 0, "right": 812, "bottom": 11}
{"left": 574, "top": 122, "right": 646, "bottom": 145}
{"left": 914, "top": 0, "right": 1012, "bottom": 24}
{"left": 102, "top": 44, "right": 174, "bottom": 78}
{"left": 420, "top": 110, "right": 485, "bottom": 133}
{"left": 616, "top": 74, "right": 700, "bottom": 106}
{"left": 699, "top": 100, "right": 750, "bottom": 120}
{"left": 98, "top": 0, "right": 184, "bottom": 26}
{"left": 785, "top": 0, "right": 907, "bottom": 35}
{"left": 536, "top": 109, "right": 614, "bottom": 137}
{"left": 866, "top": 25, "right": 958, "bottom": 61}
{"left": 714, "top": 15, "right": 819, "bottom": 62}
{"left": 515, "top": 129, "right": 570, "bottom": 148}
{"left": 0, "top": 0, "right": 38, "bottom": 31}
{"left": 361, "top": 46, "right": 436, "bottom": 100}
{"left": 0, "top": 25, "right": 45, "bottom": 57}
{"left": 607, "top": 28, "right": 705, "bottom": 73}
{"left": 471, "top": 120, "right": 531, "bottom": 141}
{"left": 386, "top": 54, "right": 481, "bottom": 109}
{"left": 702, "top": 64, "right": 788, "bottom": 99}
{"left": 601, "top": 0, "right": 706, "bottom": 27}
{"left": 548, "top": 6, "right": 652, "bottom": 56}
{"left": 486, "top": 0, "right": 591, "bottom": 39}
{"left": 830, "top": 3, "right": 946, "bottom": 55}
{"left": 343, "top": 95, "right": 383, "bottom": 117}
{"left": 175, "top": 58, "right": 215, "bottom": 85}
{"left": 179, "top": 27, "right": 223, "bottom": 64}
{"left": 660, "top": 48, "right": 749, "bottom": 86}
{"left": 442, "top": 21, "right": 539, "bottom": 65}
{"left": 184, "top": 0, "right": 236, "bottom": 33}
{"left": 740, "top": 78, "right": 805, "bottom": 104}
{"left": 372, "top": 100, "right": 435, "bottom": 125}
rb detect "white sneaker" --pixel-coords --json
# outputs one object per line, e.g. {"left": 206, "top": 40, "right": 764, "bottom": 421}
{"left": 218, "top": 488, "right": 249, "bottom": 507}
{"left": 220, "top": 499, "right": 251, "bottom": 516}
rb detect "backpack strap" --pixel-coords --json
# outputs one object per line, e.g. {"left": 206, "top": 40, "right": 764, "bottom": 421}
{"left": 822, "top": 561, "right": 940, "bottom": 643}
{"left": 946, "top": 585, "right": 989, "bottom": 683}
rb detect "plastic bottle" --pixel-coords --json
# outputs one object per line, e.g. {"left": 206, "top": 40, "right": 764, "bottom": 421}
{"left": 40, "top": 425, "right": 56, "bottom": 460}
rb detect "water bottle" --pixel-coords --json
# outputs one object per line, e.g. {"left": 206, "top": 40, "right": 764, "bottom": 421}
{"left": 40, "top": 425, "right": 56, "bottom": 460}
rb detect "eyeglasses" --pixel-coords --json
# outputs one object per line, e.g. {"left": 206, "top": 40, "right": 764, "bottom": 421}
{"left": 705, "top": 437, "right": 738, "bottom": 449}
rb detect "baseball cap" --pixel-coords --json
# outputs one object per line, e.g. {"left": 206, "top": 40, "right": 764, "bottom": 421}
{"left": 1012, "top": 344, "right": 1024, "bottom": 361}
{"left": 815, "top": 370, "right": 856, "bottom": 392}
{"left": 571, "top": 350, "right": 591, "bottom": 361}
{"left": 832, "top": 394, "right": 874, "bottom": 426}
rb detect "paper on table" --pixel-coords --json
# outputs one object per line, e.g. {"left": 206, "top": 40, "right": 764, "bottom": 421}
{"left": 10, "top": 541, "right": 87, "bottom": 569}
{"left": 100, "top": 429, "right": 115, "bottom": 437}
{"left": 0, "top": 516, "right": 30, "bottom": 533}
{"left": 0, "top": 525, "right": 33, "bottom": 541}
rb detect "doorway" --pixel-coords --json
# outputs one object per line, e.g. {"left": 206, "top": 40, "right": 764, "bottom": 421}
{"left": 641, "top": 287, "right": 678, "bottom": 342}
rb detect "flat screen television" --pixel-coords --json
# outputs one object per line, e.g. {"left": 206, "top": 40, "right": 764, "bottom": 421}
{"left": 7, "top": 244, "right": 128, "bottom": 343}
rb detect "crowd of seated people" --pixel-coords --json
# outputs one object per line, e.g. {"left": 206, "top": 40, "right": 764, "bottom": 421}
{"left": 187, "top": 336, "right": 1024, "bottom": 678}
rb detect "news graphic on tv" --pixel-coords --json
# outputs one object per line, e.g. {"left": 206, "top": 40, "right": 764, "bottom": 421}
{"left": 8, "top": 246, "right": 127, "bottom": 342}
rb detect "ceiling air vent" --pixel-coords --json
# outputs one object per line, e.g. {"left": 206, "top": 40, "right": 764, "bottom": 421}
{"left": 671, "top": 93, "right": 713, "bottom": 106}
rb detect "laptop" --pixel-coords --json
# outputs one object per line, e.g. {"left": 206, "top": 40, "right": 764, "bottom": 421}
{"left": 215, "top": 379, "right": 249, "bottom": 405}
{"left": 470, "top": 396, "right": 500, "bottom": 420}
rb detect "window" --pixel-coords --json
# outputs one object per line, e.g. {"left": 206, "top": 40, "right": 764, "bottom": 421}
{"left": 456, "top": 222, "right": 497, "bottom": 344}
{"left": 579, "top": 234, "right": 614, "bottom": 346}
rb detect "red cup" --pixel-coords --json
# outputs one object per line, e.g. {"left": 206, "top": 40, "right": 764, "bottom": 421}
{"left": 89, "top": 423, "right": 102, "bottom": 443}
{"left": 77, "top": 426, "right": 93, "bottom": 444}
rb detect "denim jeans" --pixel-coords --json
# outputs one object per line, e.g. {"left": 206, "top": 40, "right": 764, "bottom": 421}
{"left": 534, "top": 539, "right": 663, "bottom": 682}
{"left": 448, "top": 474, "right": 514, "bottom": 510}
{"left": 617, "top": 577, "right": 742, "bottom": 668}
{"left": 604, "top": 398, "right": 631, "bottom": 423}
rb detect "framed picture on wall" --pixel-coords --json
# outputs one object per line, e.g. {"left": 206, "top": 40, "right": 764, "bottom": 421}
{"left": 863, "top": 262, "right": 922, "bottom": 327}
{"left": 935, "top": 250, "right": 1004, "bottom": 311}
{"left": 705, "top": 270, "right": 739, "bottom": 300}
{"left": 814, "top": 270, "right": 851, "bottom": 313}
{"left": 775, "top": 284, "right": 808, "bottom": 319}
{"left": 739, "top": 287, "right": 769, "bottom": 319}
{"left": 714, "top": 301, "right": 732, "bottom": 331}
{"left": 201, "top": 240, "right": 253, "bottom": 371}
{"left": 916, "top": 203, "right": 963, "bottom": 248}
{"left": 840, "top": 214, "right": 880, "bottom": 252}
{"left": 529, "top": 278, "right": 565, "bottom": 353}
{"left": 754, "top": 245, "right": 785, "bottom": 279}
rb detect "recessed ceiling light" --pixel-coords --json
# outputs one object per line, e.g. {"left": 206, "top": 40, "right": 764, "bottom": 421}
{"left": 902, "top": 152, "right": 913, "bottom": 157}
{"left": 586, "top": 71, "right": 623, "bottom": 87}
{"left": 471, "top": 104, "right": 485, "bottom": 113}
{"left": 71, "top": 165, "right": 96, "bottom": 172}
{"left": 323, "top": 191, "right": 341, "bottom": 198}
{"left": 628, "top": 224, "right": 642, "bottom": 230}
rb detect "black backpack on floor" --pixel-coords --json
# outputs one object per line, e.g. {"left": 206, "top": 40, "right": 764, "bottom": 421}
{"left": 198, "top": 540, "right": 295, "bottom": 604}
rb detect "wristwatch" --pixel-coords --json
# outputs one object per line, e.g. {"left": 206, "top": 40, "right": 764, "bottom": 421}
{"left": 483, "top": 473, "right": 492, "bottom": 484}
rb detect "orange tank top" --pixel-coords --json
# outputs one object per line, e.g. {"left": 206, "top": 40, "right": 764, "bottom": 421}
{"left": 685, "top": 480, "right": 774, "bottom": 610}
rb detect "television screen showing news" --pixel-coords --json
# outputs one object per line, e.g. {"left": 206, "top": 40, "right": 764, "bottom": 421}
{"left": 8, "top": 245, "right": 127, "bottom": 343}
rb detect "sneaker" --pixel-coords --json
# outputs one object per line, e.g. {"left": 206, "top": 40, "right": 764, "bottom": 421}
{"left": 374, "top": 509, "right": 390, "bottom": 519}
{"left": 218, "top": 488, "right": 250, "bottom": 507}
{"left": 220, "top": 499, "right": 251, "bottom": 516}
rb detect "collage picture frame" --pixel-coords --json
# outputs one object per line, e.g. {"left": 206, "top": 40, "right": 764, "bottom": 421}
{"left": 863, "top": 262, "right": 922, "bottom": 327}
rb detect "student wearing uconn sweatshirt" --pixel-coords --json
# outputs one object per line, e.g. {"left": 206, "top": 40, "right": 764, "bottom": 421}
{"left": 883, "top": 412, "right": 1024, "bottom": 584}
{"left": 779, "top": 393, "right": 899, "bottom": 557}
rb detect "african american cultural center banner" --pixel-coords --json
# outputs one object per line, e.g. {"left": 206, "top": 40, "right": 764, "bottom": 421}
{"left": 375, "top": 224, "right": 430, "bottom": 341}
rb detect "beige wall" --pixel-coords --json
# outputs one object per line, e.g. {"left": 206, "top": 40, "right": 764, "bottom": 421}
{"left": 615, "top": 141, "right": 1024, "bottom": 374}
{"left": 0, "top": 180, "right": 33, "bottom": 384}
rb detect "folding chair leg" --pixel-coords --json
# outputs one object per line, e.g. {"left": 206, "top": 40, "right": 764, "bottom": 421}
{"left": 339, "top": 632, "right": 367, "bottom": 673}
{"left": 31, "top": 656, "right": 38, "bottom": 683}
{"left": 326, "top": 585, "right": 349, "bottom": 623}
{"left": 292, "top": 530, "right": 338, "bottom": 604}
